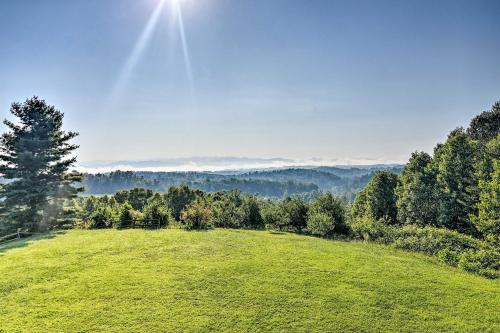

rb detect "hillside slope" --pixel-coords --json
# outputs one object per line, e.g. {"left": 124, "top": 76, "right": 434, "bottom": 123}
{"left": 0, "top": 229, "right": 498, "bottom": 332}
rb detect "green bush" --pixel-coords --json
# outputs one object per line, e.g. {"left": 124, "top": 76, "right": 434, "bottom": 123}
{"left": 86, "top": 206, "right": 117, "bottom": 229}
{"left": 350, "top": 217, "right": 498, "bottom": 278}
{"left": 458, "top": 247, "right": 500, "bottom": 279}
{"left": 306, "top": 193, "right": 348, "bottom": 236}
{"left": 180, "top": 200, "right": 214, "bottom": 230}
{"left": 349, "top": 216, "right": 390, "bottom": 241}
{"left": 115, "top": 202, "right": 143, "bottom": 229}
{"left": 306, "top": 211, "right": 334, "bottom": 237}
{"left": 142, "top": 194, "right": 175, "bottom": 228}
{"left": 260, "top": 196, "right": 308, "bottom": 232}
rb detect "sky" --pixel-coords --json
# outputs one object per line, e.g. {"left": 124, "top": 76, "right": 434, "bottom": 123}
{"left": 0, "top": 0, "right": 499, "bottom": 170}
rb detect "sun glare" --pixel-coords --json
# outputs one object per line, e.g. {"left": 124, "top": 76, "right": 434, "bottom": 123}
{"left": 109, "top": 0, "right": 194, "bottom": 105}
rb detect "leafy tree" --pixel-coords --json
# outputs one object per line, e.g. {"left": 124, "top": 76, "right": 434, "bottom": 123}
{"left": 211, "top": 191, "right": 246, "bottom": 228}
{"left": 261, "top": 196, "right": 308, "bottom": 232}
{"left": 306, "top": 211, "right": 334, "bottom": 237}
{"left": 467, "top": 101, "right": 500, "bottom": 142}
{"left": 471, "top": 135, "right": 499, "bottom": 244}
{"left": 114, "top": 188, "right": 153, "bottom": 211}
{"left": 88, "top": 205, "right": 119, "bottom": 229}
{"left": 180, "top": 199, "right": 214, "bottom": 230}
{"left": 240, "top": 195, "right": 264, "bottom": 229}
{"left": 396, "top": 152, "right": 439, "bottom": 226}
{"left": 261, "top": 201, "right": 288, "bottom": 231}
{"left": 116, "top": 202, "right": 143, "bottom": 228}
{"left": 166, "top": 185, "right": 203, "bottom": 220}
{"left": 142, "top": 193, "right": 174, "bottom": 227}
{"left": 352, "top": 171, "right": 398, "bottom": 224}
{"left": 0, "top": 97, "right": 82, "bottom": 233}
{"left": 306, "top": 192, "right": 347, "bottom": 236}
{"left": 433, "top": 128, "right": 478, "bottom": 234}
{"left": 281, "top": 196, "right": 309, "bottom": 232}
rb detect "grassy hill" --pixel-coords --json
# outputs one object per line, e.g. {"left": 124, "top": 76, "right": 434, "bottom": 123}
{"left": 0, "top": 229, "right": 498, "bottom": 332}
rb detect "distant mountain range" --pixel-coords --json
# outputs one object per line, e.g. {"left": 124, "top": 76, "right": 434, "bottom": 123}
{"left": 81, "top": 165, "right": 404, "bottom": 201}
{"left": 76, "top": 157, "right": 403, "bottom": 173}
{"left": 1, "top": 158, "right": 404, "bottom": 200}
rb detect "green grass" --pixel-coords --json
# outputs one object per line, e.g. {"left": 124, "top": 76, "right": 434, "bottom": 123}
{"left": 0, "top": 229, "right": 499, "bottom": 332}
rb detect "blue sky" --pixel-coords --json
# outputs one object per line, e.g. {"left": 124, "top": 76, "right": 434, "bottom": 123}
{"left": 1, "top": 0, "right": 499, "bottom": 166}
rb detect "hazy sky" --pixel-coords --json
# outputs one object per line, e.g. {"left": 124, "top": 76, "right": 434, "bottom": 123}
{"left": 1, "top": 0, "right": 499, "bottom": 165}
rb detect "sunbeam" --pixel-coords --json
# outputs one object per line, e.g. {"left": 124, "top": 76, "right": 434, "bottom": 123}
{"left": 172, "top": 0, "right": 195, "bottom": 99}
{"left": 109, "top": 0, "right": 167, "bottom": 104}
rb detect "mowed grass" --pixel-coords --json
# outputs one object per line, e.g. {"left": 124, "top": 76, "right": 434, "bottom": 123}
{"left": 0, "top": 229, "right": 499, "bottom": 333}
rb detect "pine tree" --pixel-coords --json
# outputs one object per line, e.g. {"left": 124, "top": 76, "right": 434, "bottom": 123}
{"left": 0, "top": 97, "right": 83, "bottom": 233}
{"left": 472, "top": 134, "right": 500, "bottom": 244}
{"left": 433, "top": 128, "right": 478, "bottom": 234}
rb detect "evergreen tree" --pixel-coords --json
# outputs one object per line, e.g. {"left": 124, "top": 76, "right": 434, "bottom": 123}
{"left": 472, "top": 134, "right": 500, "bottom": 244}
{"left": 396, "top": 152, "right": 439, "bottom": 226}
{"left": 0, "top": 97, "right": 82, "bottom": 233}
{"left": 433, "top": 128, "right": 478, "bottom": 234}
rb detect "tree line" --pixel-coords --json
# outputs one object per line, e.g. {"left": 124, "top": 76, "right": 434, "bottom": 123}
{"left": 81, "top": 166, "right": 403, "bottom": 201}
{"left": 0, "top": 97, "right": 498, "bottom": 278}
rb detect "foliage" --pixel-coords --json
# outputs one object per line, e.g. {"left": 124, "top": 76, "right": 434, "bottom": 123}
{"left": 81, "top": 166, "right": 404, "bottom": 200}
{"left": 467, "top": 101, "right": 500, "bottom": 142}
{"left": 350, "top": 216, "right": 498, "bottom": 278}
{"left": 87, "top": 205, "right": 118, "bottom": 229}
{"left": 166, "top": 185, "right": 203, "bottom": 221}
{"left": 142, "top": 193, "right": 175, "bottom": 228}
{"left": 352, "top": 171, "right": 398, "bottom": 224}
{"left": 210, "top": 191, "right": 247, "bottom": 228}
{"left": 116, "top": 202, "right": 143, "bottom": 229}
{"left": 433, "top": 128, "right": 478, "bottom": 234}
{"left": 395, "top": 152, "right": 439, "bottom": 226}
{"left": 0, "top": 97, "right": 82, "bottom": 233}
{"left": 458, "top": 246, "right": 500, "bottom": 279}
{"left": 305, "top": 212, "right": 334, "bottom": 237}
{"left": 472, "top": 135, "right": 500, "bottom": 245}
{"left": 306, "top": 192, "right": 348, "bottom": 236}
{"left": 240, "top": 195, "right": 265, "bottom": 229}
{"left": 114, "top": 188, "right": 154, "bottom": 211}
{"left": 180, "top": 199, "right": 214, "bottom": 230}
{"left": 261, "top": 196, "right": 308, "bottom": 232}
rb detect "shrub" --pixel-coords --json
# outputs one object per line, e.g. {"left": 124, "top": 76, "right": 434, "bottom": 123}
{"left": 388, "top": 225, "right": 481, "bottom": 261}
{"left": 306, "top": 193, "right": 348, "bottom": 236}
{"left": 350, "top": 216, "right": 390, "bottom": 241}
{"left": 86, "top": 206, "right": 117, "bottom": 229}
{"left": 458, "top": 247, "right": 500, "bottom": 279}
{"left": 306, "top": 212, "right": 334, "bottom": 237}
{"left": 349, "top": 217, "right": 499, "bottom": 278}
{"left": 180, "top": 200, "right": 214, "bottom": 230}
{"left": 115, "top": 202, "right": 143, "bottom": 229}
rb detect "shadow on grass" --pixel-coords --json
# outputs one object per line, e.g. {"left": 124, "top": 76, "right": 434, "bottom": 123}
{"left": 0, "top": 231, "right": 64, "bottom": 255}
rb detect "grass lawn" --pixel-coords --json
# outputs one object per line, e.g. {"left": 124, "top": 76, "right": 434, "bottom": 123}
{"left": 0, "top": 229, "right": 499, "bottom": 332}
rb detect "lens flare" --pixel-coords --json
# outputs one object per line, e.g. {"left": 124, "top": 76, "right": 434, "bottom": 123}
{"left": 173, "top": 0, "right": 195, "bottom": 98}
{"left": 108, "top": 0, "right": 195, "bottom": 105}
{"left": 109, "top": 0, "right": 167, "bottom": 104}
